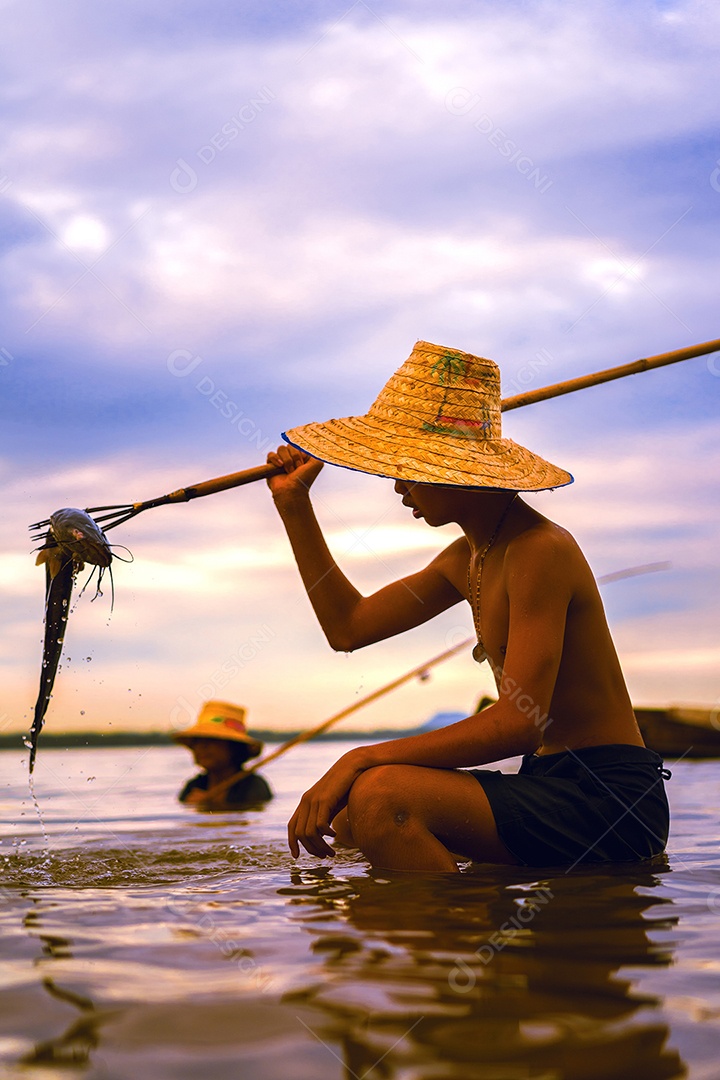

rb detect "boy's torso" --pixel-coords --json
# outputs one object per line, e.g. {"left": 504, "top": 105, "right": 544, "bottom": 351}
{"left": 439, "top": 508, "right": 644, "bottom": 754}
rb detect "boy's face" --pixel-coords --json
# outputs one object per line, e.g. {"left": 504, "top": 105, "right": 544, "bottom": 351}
{"left": 393, "top": 479, "right": 514, "bottom": 529}
{"left": 393, "top": 479, "right": 463, "bottom": 528}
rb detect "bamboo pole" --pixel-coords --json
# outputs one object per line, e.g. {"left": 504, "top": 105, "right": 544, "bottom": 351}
{"left": 501, "top": 337, "right": 720, "bottom": 412}
{"left": 85, "top": 336, "right": 720, "bottom": 532}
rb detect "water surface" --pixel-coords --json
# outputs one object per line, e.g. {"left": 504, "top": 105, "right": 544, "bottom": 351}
{"left": 1, "top": 744, "right": 719, "bottom": 1078}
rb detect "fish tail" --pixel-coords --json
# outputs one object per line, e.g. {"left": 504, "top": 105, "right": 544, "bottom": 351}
{"left": 29, "top": 556, "right": 75, "bottom": 773}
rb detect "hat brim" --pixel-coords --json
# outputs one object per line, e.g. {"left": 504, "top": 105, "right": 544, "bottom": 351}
{"left": 172, "top": 724, "right": 263, "bottom": 756}
{"left": 283, "top": 415, "right": 573, "bottom": 492}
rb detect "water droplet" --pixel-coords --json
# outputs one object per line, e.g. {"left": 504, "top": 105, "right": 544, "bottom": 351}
{"left": 87, "top": 776, "right": 95, "bottom": 782}
{"left": 80, "top": 710, "right": 85, "bottom": 716}
{"left": 86, "top": 656, "right": 92, "bottom": 662}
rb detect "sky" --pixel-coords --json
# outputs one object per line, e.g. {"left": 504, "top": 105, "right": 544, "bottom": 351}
{"left": 1, "top": 0, "right": 719, "bottom": 739}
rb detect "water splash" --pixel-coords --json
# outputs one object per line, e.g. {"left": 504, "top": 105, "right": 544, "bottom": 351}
{"left": 28, "top": 772, "right": 51, "bottom": 859}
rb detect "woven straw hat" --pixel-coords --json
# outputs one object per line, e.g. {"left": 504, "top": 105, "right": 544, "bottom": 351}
{"left": 283, "top": 341, "right": 573, "bottom": 490}
{"left": 172, "top": 700, "right": 263, "bottom": 757}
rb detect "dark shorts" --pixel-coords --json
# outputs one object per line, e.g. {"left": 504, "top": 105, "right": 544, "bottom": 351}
{"left": 467, "top": 744, "right": 670, "bottom": 867}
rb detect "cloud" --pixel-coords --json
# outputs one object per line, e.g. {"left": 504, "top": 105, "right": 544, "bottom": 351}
{"left": 2, "top": 1, "right": 718, "bottom": 362}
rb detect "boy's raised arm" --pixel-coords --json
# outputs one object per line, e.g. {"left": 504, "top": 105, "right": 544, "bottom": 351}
{"left": 267, "top": 445, "right": 464, "bottom": 652}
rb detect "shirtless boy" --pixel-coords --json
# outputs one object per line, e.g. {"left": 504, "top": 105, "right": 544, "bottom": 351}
{"left": 267, "top": 341, "right": 670, "bottom": 872}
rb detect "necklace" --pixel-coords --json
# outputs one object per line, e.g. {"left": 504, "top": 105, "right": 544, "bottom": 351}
{"left": 467, "top": 494, "right": 517, "bottom": 665}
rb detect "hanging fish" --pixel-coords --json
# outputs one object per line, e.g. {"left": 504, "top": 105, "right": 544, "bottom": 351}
{"left": 28, "top": 508, "right": 114, "bottom": 773}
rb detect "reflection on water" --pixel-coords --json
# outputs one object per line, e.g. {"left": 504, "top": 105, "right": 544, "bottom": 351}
{"left": 281, "top": 863, "right": 685, "bottom": 1079}
{"left": 21, "top": 977, "right": 103, "bottom": 1069}
{"left": 0, "top": 746, "right": 718, "bottom": 1078}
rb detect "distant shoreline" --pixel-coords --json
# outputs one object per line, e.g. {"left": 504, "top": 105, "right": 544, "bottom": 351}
{"left": 0, "top": 729, "right": 410, "bottom": 750}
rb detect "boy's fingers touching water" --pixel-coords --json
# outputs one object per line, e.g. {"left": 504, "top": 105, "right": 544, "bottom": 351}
{"left": 288, "top": 799, "right": 337, "bottom": 859}
{"left": 287, "top": 750, "right": 368, "bottom": 859}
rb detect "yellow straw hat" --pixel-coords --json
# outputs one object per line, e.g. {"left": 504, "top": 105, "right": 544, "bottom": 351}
{"left": 172, "top": 700, "right": 263, "bottom": 757}
{"left": 283, "top": 340, "right": 573, "bottom": 491}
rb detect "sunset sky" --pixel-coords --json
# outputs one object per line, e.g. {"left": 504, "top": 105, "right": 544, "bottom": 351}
{"left": 1, "top": 0, "right": 719, "bottom": 739}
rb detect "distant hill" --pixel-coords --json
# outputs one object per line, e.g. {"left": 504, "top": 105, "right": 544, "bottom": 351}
{"left": 417, "top": 711, "right": 466, "bottom": 731}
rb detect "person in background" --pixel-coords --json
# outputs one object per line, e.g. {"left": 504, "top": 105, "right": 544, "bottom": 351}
{"left": 173, "top": 700, "right": 272, "bottom": 809}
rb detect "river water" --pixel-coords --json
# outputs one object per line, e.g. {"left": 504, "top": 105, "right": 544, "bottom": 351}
{"left": 1, "top": 743, "right": 719, "bottom": 1079}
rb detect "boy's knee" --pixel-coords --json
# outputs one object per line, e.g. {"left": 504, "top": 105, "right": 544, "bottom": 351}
{"left": 347, "top": 765, "right": 410, "bottom": 834}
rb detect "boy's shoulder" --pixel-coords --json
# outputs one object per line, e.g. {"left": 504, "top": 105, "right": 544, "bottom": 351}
{"left": 429, "top": 533, "right": 471, "bottom": 570}
{"left": 509, "top": 514, "right": 577, "bottom": 555}
{"left": 504, "top": 515, "right": 592, "bottom": 592}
